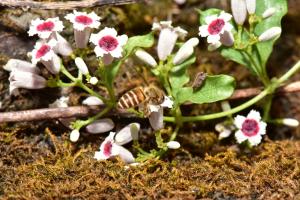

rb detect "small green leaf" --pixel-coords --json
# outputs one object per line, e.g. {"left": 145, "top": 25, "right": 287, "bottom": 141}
{"left": 254, "top": 0, "right": 287, "bottom": 67}
{"left": 176, "top": 75, "right": 235, "bottom": 104}
{"left": 124, "top": 32, "right": 155, "bottom": 57}
{"left": 169, "top": 56, "right": 196, "bottom": 98}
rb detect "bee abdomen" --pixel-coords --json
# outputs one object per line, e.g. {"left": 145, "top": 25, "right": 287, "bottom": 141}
{"left": 117, "top": 87, "right": 146, "bottom": 110}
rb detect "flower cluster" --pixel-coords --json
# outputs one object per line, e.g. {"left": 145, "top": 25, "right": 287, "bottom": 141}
{"left": 4, "top": 11, "right": 128, "bottom": 94}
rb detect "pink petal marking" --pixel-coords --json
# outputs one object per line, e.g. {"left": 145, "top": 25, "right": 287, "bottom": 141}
{"left": 37, "top": 21, "right": 55, "bottom": 32}
{"left": 36, "top": 45, "right": 51, "bottom": 59}
{"left": 241, "top": 119, "right": 259, "bottom": 137}
{"left": 75, "top": 15, "right": 93, "bottom": 25}
{"left": 103, "top": 141, "right": 113, "bottom": 157}
{"left": 98, "top": 36, "right": 119, "bottom": 52}
{"left": 208, "top": 19, "right": 225, "bottom": 35}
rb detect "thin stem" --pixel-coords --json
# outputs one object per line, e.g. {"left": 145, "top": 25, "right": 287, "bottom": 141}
{"left": 169, "top": 125, "right": 180, "bottom": 141}
{"left": 164, "top": 88, "right": 270, "bottom": 123}
{"left": 263, "top": 94, "right": 273, "bottom": 121}
{"left": 278, "top": 60, "right": 300, "bottom": 83}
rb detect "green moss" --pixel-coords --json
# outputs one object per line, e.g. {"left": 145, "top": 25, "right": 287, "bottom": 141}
{"left": 0, "top": 128, "right": 299, "bottom": 199}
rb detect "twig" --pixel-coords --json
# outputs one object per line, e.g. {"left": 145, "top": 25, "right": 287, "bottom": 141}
{"left": 1, "top": 81, "right": 300, "bottom": 123}
{"left": 0, "top": 0, "right": 143, "bottom": 10}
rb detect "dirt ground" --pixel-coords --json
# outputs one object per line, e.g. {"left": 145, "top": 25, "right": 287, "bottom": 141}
{"left": 0, "top": 0, "right": 300, "bottom": 199}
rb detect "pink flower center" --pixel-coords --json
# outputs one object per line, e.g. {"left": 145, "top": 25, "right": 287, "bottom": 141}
{"left": 36, "top": 45, "right": 51, "bottom": 59}
{"left": 103, "top": 141, "right": 112, "bottom": 157}
{"left": 208, "top": 19, "right": 225, "bottom": 35}
{"left": 98, "top": 36, "right": 119, "bottom": 52}
{"left": 241, "top": 119, "right": 259, "bottom": 137}
{"left": 36, "top": 21, "right": 55, "bottom": 32}
{"left": 75, "top": 15, "right": 93, "bottom": 25}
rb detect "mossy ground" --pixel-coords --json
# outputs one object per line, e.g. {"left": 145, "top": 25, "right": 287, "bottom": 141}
{"left": 0, "top": 128, "right": 299, "bottom": 199}
{"left": 1, "top": 0, "right": 300, "bottom": 199}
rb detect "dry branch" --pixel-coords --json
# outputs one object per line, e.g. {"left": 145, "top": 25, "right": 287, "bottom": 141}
{"left": 1, "top": 81, "right": 300, "bottom": 123}
{"left": 0, "top": 0, "right": 143, "bottom": 10}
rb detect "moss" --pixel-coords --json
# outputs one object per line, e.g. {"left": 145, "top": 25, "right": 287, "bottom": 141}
{"left": 0, "top": 128, "right": 299, "bottom": 199}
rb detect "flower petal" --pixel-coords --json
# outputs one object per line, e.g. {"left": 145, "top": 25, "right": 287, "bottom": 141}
{"left": 247, "top": 110, "right": 261, "bottom": 121}
{"left": 235, "top": 130, "right": 248, "bottom": 144}
{"left": 234, "top": 115, "right": 246, "bottom": 129}
{"left": 149, "top": 106, "right": 164, "bottom": 130}
{"left": 86, "top": 118, "right": 115, "bottom": 134}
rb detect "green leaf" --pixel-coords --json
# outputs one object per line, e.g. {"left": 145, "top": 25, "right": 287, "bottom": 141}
{"left": 169, "top": 56, "right": 196, "bottom": 98}
{"left": 176, "top": 75, "right": 235, "bottom": 104}
{"left": 105, "top": 33, "right": 155, "bottom": 89}
{"left": 198, "top": 8, "right": 222, "bottom": 25}
{"left": 124, "top": 32, "right": 155, "bottom": 57}
{"left": 254, "top": 0, "right": 287, "bottom": 67}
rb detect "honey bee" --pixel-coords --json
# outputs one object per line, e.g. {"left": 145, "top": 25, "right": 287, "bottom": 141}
{"left": 117, "top": 84, "right": 165, "bottom": 116}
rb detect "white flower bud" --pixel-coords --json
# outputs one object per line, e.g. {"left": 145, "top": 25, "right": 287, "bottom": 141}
{"left": 282, "top": 118, "right": 299, "bottom": 127}
{"left": 258, "top": 27, "right": 281, "bottom": 42}
{"left": 262, "top": 7, "right": 276, "bottom": 19}
{"left": 86, "top": 118, "right": 115, "bottom": 134}
{"left": 135, "top": 50, "right": 157, "bottom": 67}
{"left": 208, "top": 41, "right": 222, "bottom": 51}
{"left": 157, "top": 28, "right": 178, "bottom": 61}
{"left": 70, "top": 129, "right": 80, "bottom": 142}
{"left": 173, "top": 0, "right": 186, "bottom": 5}
{"left": 82, "top": 96, "right": 104, "bottom": 106}
{"left": 166, "top": 141, "right": 181, "bottom": 149}
{"left": 89, "top": 77, "right": 98, "bottom": 85}
{"left": 173, "top": 37, "right": 199, "bottom": 65}
{"left": 53, "top": 33, "right": 73, "bottom": 57}
{"left": 220, "top": 31, "right": 234, "bottom": 47}
{"left": 246, "top": 0, "right": 256, "bottom": 14}
{"left": 231, "top": 0, "right": 247, "bottom": 25}
{"left": 75, "top": 57, "right": 89, "bottom": 75}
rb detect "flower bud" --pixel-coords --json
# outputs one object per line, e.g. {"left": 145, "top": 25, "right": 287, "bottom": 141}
{"left": 115, "top": 123, "right": 140, "bottom": 145}
{"left": 82, "top": 96, "right": 104, "bottom": 106}
{"left": 220, "top": 31, "right": 234, "bottom": 47}
{"left": 166, "top": 141, "right": 181, "bottom": 149}
{"left": 70, "top": 129, "right": 80, "bottom": 142}
{"left": 258, "top": 27, "right": 281, "bottom": 42}
{"left": 86, "top": 118, "right": 115, "bottom": 134}
{"left": 135, "top": 50, "right": 157, "bottom": 67}
{"left": 246, "top": 0, "right": 256, "bottom": 14}
{"left": 231, "top": 0, "right": 247, "bottom": 25}
{"left": 282, "top": 118, "right": 299, "bottom": 127}
{"left": 262, "top": 7, "right": 276, "bottom": 19}
{"left": 89, "top": 77, "right": 98, "bottom": 85}
{"left": 53, "top": 33, "right": 73, "bottom": 57}
{"left": 208, "top": 41, "right": 222, "bottom": 51}
{"left": 173, "top": 37, "right": 199, "bottom": 65}
{"left": 75, "top": 57, "right": 89, "bottom": 75}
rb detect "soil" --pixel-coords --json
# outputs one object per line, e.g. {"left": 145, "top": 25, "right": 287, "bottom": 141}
{"left": 0, "top": 0, "right": 300, "bottom": 199}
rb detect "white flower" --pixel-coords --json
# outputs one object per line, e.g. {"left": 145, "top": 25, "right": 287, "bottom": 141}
{"left": 65, "top": 10, "right": 101, "bottom": 48}
{"left": 94, "top": 123, "right": 140, "bottom": 163}
{"left": 234, "top": 110, "right": 267, "bottom": 146}
{"left": 75, "top": 57, "right": 89, "bottom": 75}
{"left": 149, "top": 96, "right": 173, "bottom": 130}
{"left": 28, "top": 17, "right": 64, "bottom": 39}
{"left": 282, "top": 118, "right": 299, "bottom": 127}
{"left": 65, "top": 10, "right": 100, "bottom": 31}
{"left": 30, "top": 39, "right": 61, "bottom": 74}
{"left": 173, "top": 0, "right": 186, "bottom": 5}
{"left": 82, "top": 96, "right": 104, "bottom": 106}
{"left": 89, "top": 77, "right": 98, "bottom": 85}
{"left": 245, "top": 0, "right": 256, "bottom": 14}
{"left": 231, "top": 0, "right": 247, "bottom": 25}
{"left": 135, "top": 49, "right": 157, "bottom": 67}
{"left": 173, "top": 37, "right": 199, "bottom": 65}
{"left": 199, "top": 12, "right": 233, "bottom": 45}
{"left": 258, "top": 27, "right": 281, "bottom": 42}
{"left": 90, "top": 27, "right": 128, "bottom": 58}
{"left": 70, "top": 129, "right": 80, "bottom": 142}
{"left": 262, "top": 8, "right": 276, "bottom": 19}
{"left": 152, "top": 21, "right": 187, "bottom": 61}
{"left": 166, "top": 141, "right": 180, "bottom": 149}
{"left": 8, "top": 70, "right": 46, "bottom": 95}
{"left": 49, "top": 96, "right": 69, "bottom": 108}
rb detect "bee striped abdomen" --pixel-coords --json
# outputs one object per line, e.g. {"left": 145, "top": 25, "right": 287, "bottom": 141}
{"left": 117, "top": 87, "right": 146, "bottom": 110}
